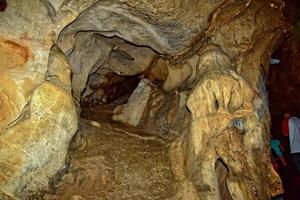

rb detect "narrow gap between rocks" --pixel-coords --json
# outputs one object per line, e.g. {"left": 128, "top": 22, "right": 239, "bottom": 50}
{"left": 215, "top": 159, "right": 232, "bottom": 200}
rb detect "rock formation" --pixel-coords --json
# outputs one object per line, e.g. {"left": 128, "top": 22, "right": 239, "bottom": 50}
{"left": 0, "top": 0, "right": 287, "bottom": 199}
{"left": 0, "top": 1, "right": 78, "bottom": 198}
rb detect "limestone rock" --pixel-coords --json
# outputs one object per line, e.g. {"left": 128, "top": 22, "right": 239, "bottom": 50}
{"left": 171, "top": 69, "right": 282, "bottom": 199}
{"left": 0, "top": 0, "right": 54, "bottom": 132}
{"left": 166, "top": 92, "right": 191, "bottom": 137}
{"left": 162, "top": 62, "right": 192, "bottom": 92}
{"left": 0, "top": 82, "right": 78, "bottom": 198}
{"left": 107, "top": 38, "right": 156, "bottom": 76}
{"left": 0, "top": 0, "right": 287, "bottom": 199}
{"left": 162, "top": 55, "right": 200, "bottom": 91}
{"left": 113, "top": 79, "right": 154, "bottom": 127}
{"left": 69, "top": 32, "right": 112, "bottom": 101}
{"left": 57, "top": 0, "right": 226, "bottom": 55}
{"left": 46, "top": 46, "right": 72, "bottom": 88}
{"left": 0, "top": 1, "right": 78, "bottom": 198}
{"left": 150, "top": 59, "right": 169, "bottom": 83}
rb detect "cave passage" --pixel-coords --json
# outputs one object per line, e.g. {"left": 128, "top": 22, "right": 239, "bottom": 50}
{"left": 1, "top": 0, "right": 292, "bottom": 199}
{"left": 80, "top": 72, "right": 142, "bottom": 121}
{"left": 44, "top": 32, "right": 189, "bottom": 199}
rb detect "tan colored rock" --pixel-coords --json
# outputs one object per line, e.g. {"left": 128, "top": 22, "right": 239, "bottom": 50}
{"left": 150, "top": 59, "right": 169, "bottom": 82}
{"left": 0, "top": 0, "right": 54, "bottom": 132}
{"left": 163, "top": 62, "right": 192, "bottom": 92}
{"left": 46, "top": 46, "right": 72, "bottom": 88}
{"left": 0, "top": 82, "right": 78, "bottom": 198}
{"left": 170, "top": 69, "right": 282, "bottom": 199}
{"left": 0, "top": 1, "right": 78, "bottom": 198}
{"left": 0, "top": 0, "right": 287, "bottom": 199}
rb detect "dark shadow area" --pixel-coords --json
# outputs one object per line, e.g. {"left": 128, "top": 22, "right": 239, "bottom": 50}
{"left": 268, "top": 1, "right": 300, "bottom": 199}
{"left": 0, "top": 0, "right": 7, "bottom": 11}
{"left": 215, "top": 159, "right": 233, "bottom": 200}
{"left": 80, "top": 72, "right": 141, "bottom": 121}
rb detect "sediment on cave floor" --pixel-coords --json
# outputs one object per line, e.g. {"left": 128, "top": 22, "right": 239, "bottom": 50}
{"left": 43, "top": 119, "right": 179, "bottom": 200}
{"left": 41, "top": 33, "right": 193, "bottom": 199}
{"left": 0, "top": 0, "right": 289, "bottom": 199}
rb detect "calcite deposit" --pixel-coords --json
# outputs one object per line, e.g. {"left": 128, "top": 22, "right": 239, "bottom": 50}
{"left": 0, "top": 0, "right": 287, "bottom": 199}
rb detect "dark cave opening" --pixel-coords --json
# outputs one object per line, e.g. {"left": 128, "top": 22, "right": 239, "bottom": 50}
{"left": 67, "top": 32, "right": 184, "bottom": 140}
{"left": 81, "top": 72, "right": 140, "bottom": 107}
{"left": 70, "top": 34, "right": 165, "bottom": 123}
{"left": 81, "top": 72, "right": 147, "bottom": 121}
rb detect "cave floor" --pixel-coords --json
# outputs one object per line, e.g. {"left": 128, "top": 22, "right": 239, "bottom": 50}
{"left": 43, "top": 118, "right": 179, "bottom": 200}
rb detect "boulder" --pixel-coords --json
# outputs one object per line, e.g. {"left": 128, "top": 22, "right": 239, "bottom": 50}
{"left": 113, "top": 79, "right": 154, "bottom": 127}
{"left": 0, "top": 1, "right": 78, "bottom": 198}
{"left": 0, "top": 82, "right": 78, "bottom": 198}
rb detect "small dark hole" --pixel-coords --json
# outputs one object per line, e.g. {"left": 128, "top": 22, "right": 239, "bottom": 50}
{"left": 214, "top": 99, "right": 219, "bottom": 110}
{"left": 0, "top": 0, "right": 7, "bottom": 12}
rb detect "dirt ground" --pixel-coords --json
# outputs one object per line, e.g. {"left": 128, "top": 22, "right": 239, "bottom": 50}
{"left": 43, "top": 118, "right": 178, "bottom": 200}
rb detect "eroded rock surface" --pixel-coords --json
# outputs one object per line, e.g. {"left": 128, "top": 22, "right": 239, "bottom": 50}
{"left": 0, "top": 0, "right": 288, "bottom": 199}
{"left": 0, "top": 0, "right": 78, "bottom": 198}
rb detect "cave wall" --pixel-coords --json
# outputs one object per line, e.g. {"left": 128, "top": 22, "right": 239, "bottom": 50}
{"left": 0, "top": 0, "right": 286, "bottom": 199}
{"left": 0, "top": 1, "right": 79, "bottom": 198}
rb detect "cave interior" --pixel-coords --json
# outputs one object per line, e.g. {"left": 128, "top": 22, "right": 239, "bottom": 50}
{"left": 1, "top": 0, "right": 300, "bottom": 199}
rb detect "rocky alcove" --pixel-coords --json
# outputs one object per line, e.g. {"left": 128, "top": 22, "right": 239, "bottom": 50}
{"left": 0, "top": 0, "right": 292, "bottom": 199}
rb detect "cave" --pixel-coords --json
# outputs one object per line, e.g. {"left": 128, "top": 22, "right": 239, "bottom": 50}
{"left": 1, "top": 0, "right": 298, "bottom": 200}
{"left": 267, "top": 0, "right": 300, "bottom": 199}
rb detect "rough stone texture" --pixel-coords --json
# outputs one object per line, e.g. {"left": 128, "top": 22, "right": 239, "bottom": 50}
{"left": 43, "top": 119, "right": 177, "bottom": 200}
{"left": 1, "top": 0, "right": 288, "bottom": 199}
{"left": 186, "top": 69, "right": 279, "bottom": 199}
{"left": 57, "top": 0, "right": 226, "bottom": 55}
{"left": 162, "top": 58, "right": 194, "bottom": 92}
{"left": 0, "top": 0, "right": 78, "bottom": 198}
{"left": 107, "top": 38, "right": 156, "bottom": 76}
{"left": 69, "top": 32, "right": 112, "bottom": 101}
{"left": 0, "top": 82, "right": 77, "bottom": 198}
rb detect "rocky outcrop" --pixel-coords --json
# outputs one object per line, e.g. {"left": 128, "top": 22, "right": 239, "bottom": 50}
{"left": 0, "top": 82, "right": 77, "bottom": 198}
{"left": 0, "top": 1, "right": 78, "bottom": 198}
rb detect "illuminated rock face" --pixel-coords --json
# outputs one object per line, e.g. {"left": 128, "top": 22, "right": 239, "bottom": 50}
{"left": 0, "top": 0, "right": 286, "bottom": 199}
{"left": 0, "top": 1, "right": 78, "bottom": 198}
